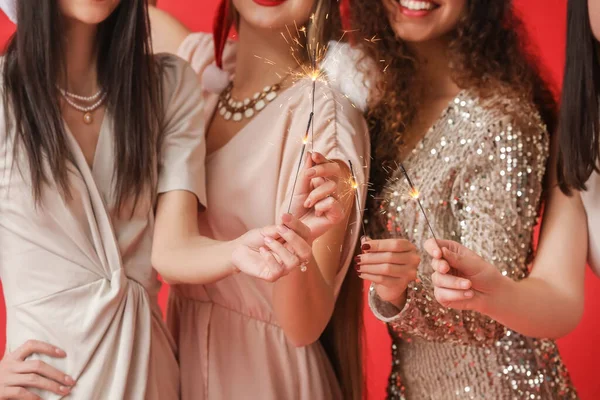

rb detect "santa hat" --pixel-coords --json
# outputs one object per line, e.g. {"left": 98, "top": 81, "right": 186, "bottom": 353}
{"left": 0, "top": 0, "right": 17, "bottom": 23}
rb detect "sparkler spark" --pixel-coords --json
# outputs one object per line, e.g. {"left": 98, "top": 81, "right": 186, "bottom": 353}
{"left": 409, "top": 187, "right": 420, "bottom": 199}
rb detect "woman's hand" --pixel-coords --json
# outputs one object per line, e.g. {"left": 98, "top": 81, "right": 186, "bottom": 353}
{"left": 357, "top": 237, "right": 421, "bottom": 309}
{"left": 423, "top": 238, "right": 504, "bottom": 311}
{"left": 231, "top": 214, "right": 313, "bottom": 282}
{"left": 289, "top": 152, "right": 345, "bottom": 240}
{"left": 0, "top": 340, "right": 74, "bottom": 399}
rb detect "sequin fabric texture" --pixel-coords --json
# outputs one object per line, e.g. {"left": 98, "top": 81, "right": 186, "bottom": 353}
{"left": 369, "top": 90, "right": 578, "bottom": 399}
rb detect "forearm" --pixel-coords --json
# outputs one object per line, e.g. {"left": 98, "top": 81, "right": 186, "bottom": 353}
{"left": 272, "top": 258, "right": 335, "bottom": 347}
{"left": 152, "top": 236, "right": 238, "bottom": 285}
{"left": 483, "top": 275, "right": 584, "bottom": 338}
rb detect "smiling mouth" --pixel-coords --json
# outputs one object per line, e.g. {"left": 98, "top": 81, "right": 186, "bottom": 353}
{"left": 397, "top": 0, "right": 440, "bottom": 12}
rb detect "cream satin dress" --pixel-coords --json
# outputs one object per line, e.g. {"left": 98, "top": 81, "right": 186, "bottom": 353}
{"left": 0, "top": 54, "right": 206, "bottom": 399}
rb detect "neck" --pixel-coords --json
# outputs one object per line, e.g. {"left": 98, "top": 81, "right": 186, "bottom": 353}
{"left": 233, "top": 19, "right": 301, "bottom": 96}
{"left": 408, "top": 37, "right": 460, "bottom": 99}
{"left": 61, "top": 19, "right": 100, "bottom": 96}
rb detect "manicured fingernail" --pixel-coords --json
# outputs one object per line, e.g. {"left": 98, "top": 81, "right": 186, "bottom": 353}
{"left": 354, "top": 255, "right": 361, "bottom": 264}
{"left": 464, "top": 291, "right": 474, "bottom": 298}
{"left": 55, "top": 348, "right": 66, "bottom": 356}
{"left": 361, "top": 243, "right": 371, "bottom": 251}
{"left": 460, "top": 280, "right": 470, "bottom": 289}
{"left": 357, "top": 271, "right": 361, "bottom": 277}
{"left": 65, "top": 375, "right": 75, "bottom": 385}
{"left": 59, "top": 386, "right": 70, "bottom": 393}
{"left": 306, "top": 169, "right": 316, "bottom": 177}
{"left": 264, "top": 237, "right": 273, "bottom": 243}
{"left": 354, "top": 264, "right": 361, "bottom": 271}
{"left": 277, "top": 225, "right": 288, "bottom": 233}
{"left": 434, "top": 249, "right": 441, "bottom": 258}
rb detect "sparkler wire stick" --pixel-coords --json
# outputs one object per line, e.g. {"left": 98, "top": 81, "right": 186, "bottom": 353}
{"left": 286, "top": 113, "right": 314, "bottom": 214}
{"left": 348, "top": 160, "right": 367, "bottom": 235}
{"left": 310, "top": 47, "right": 317, "bottom": 151}
{"left": 398, "top": 162, "right": 437, "bottom": 241}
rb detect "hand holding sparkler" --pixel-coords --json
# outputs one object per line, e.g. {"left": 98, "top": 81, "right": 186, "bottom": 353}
{"left": 424, "top": 238, "right": 503, "bottom": 312}
{"left": 287, "top": 152, "right": 346, "bottom": 240}
{"left": 356, "top": 162, "right": 437, "bottom": 309}
{"left": 357, "top": 236, "right": 422, "bottom": 309}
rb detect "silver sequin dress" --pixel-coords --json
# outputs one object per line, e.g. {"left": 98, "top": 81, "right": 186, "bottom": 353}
{"left": 369, "top": 90, "right": 578, "bottom": 400}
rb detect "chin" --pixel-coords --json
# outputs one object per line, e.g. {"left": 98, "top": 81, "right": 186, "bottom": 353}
{"left": 233, "top": 0, "right": 314, "bottom": 32}
{"left": 392, "top": 26, "right": 442, "bottom": 43}
{"left": 60, "top": 0, "right": 120, "bottom": 25}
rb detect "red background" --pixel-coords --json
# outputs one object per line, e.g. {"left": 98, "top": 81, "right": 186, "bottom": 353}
{"left": 0, "top": 1, "right": 598, "bottom": 398}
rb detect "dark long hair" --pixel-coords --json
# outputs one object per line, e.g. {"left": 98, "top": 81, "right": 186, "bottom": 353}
{"left": 557, "top": 0, "right": 600, "bottom": 194}
{"left": 348, "top": 0, "right": 557, "bottom": 234}
{"left": 2, "top": 0, "right": 162, "bottom": 208}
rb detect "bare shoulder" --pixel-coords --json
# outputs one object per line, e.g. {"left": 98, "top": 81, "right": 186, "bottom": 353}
{"left": 148, "top": 6, "right": 191, "bottom": 55}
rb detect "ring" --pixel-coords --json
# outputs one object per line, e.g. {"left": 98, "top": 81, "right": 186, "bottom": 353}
{"left": 300, "top": 261, "right": 309, "bottom": 272}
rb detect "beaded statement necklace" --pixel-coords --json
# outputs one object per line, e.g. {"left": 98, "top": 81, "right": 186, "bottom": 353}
{"left": 216, "top": 73, "right": 293, "bottom": 122}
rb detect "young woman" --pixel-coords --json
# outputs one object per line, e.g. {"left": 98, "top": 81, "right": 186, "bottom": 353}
{"left": 149, "top": 1, "right": 370, "bottom": 399}
{"left": 423, "top": 0, "right": 597, "bottom": 347}
{"left": 346, "top": 0, "right": 578, "bottom": 398}
{"left": 0, "top": 0, "right": 337, "bottom": 398}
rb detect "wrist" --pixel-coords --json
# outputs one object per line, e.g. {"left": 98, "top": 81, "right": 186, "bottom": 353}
{"left": 388, "top": 290, "right": 408, "bottom": 310}
{"left": 374, "top": 282, "right": 408, "bottom": 310}
{"left": 479, "top": 272, "right": 515, "bottom": 316}
{"left": 227, "top": 237, "right": 244, "bottom": 275}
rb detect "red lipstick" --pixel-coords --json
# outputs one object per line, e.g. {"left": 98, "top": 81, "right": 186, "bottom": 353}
{"left": 252, "top": 0, "right": 287, "bottom": 7}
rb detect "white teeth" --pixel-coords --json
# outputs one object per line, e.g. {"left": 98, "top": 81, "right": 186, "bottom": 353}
{"left": 399, "top": 0, "right": 436, "bottom": 11}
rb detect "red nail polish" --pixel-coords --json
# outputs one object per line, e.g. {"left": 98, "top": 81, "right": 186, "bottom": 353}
{"left": 357, "top": 272, "right": 361, "bottom": 277}
{"left": 361, "top": 243, "right": 371, "bottom": 251}
{"left": 354, "top": 263, "right": 361, "bottom": 271}
{"left": 354, "top": 255, "right": 361, "bottom": 263}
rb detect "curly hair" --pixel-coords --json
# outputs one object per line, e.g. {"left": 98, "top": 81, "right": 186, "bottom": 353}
{"left": 348, "top": 0, "right": 557, "bottom": 235}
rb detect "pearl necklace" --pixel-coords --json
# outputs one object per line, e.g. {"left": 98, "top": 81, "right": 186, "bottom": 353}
{"left": 58, "top": 87, "right": 107, "bottom": 125}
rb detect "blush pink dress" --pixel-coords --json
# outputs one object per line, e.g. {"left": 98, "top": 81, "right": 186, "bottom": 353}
{"left": 167, "top": 33, "right": 370, "bottom": 400}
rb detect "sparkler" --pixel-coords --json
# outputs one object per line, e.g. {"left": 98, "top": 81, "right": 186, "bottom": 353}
{"left": 286, "top": 48, "right": 318, "bottom": 214}
{"left": 348, "top": 160, "right": 367, "bottom": 235}
{"left": 309, "top": 47, "right": 317, "bottom": 149}
{"left": 398, "top": 162, "right": 437, "bottom": 241}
